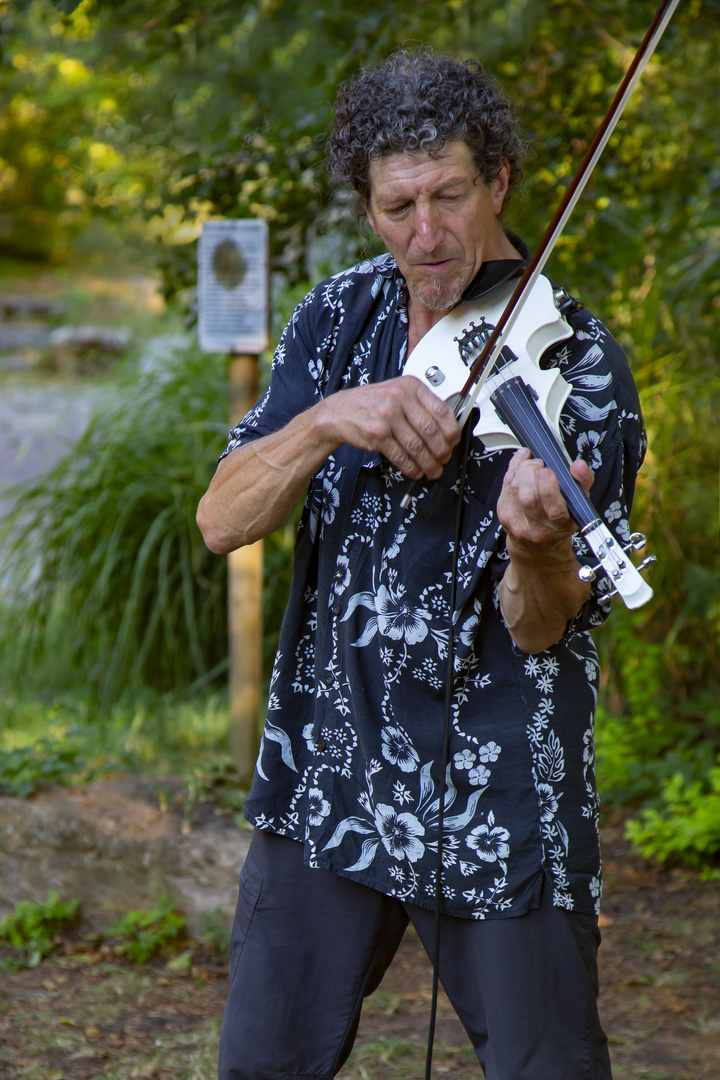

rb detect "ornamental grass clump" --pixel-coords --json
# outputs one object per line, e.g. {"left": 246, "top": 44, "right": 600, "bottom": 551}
{"left": 0, "top": 337, "right": 229, "bottom": 701}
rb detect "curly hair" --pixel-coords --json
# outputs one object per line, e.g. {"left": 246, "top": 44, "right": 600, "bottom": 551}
{"left": 326, "top": 48, "right": 525, "bottom": 209}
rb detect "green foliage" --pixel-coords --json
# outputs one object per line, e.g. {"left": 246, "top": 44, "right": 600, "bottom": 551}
{"left": 625, "top": 763, "right": 720, "bottom": 871}
{"left": 0, "top": 731, "right": 114, "bottom": 797}
{"left": 106, "top": 893, "right": 185, "bottom": 963}
{"left": 0, "top": 891, "right": 80, "bottom": 969}
{"left": 0, "top": 339, "right": 229, "bottom": 700}
{"left": 179, "top": 757, "right": 248, "bottom": 830}
{"left": 0, "top": 691, "right": 233, "bottom": 793}
{"left": 200, "top": 907, "right": 231, "bottom": 954}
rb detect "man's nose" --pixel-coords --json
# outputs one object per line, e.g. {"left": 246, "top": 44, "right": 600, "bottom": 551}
{"left": 414, "top": 202, "right": 444, "bottom": 251}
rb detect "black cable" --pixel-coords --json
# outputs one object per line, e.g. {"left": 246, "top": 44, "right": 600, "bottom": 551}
{"left": 424, "top": 418, "right": 474, "bottom": 1080}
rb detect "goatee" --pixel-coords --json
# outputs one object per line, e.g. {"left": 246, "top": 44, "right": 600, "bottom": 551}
{"left": 408, "top": 272, "right": 468, "bottom": 313}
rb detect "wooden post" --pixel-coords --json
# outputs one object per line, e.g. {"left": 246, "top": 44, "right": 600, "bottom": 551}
{"left": 228, "top": 354, "right": 263, "bottom": 775}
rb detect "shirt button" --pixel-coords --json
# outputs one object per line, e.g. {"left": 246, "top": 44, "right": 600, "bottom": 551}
{"left": 317, "top": 740, "right": 326, "bottom": 752}
{"left": 332, "top": 602, "right": 341, "bottom": 615}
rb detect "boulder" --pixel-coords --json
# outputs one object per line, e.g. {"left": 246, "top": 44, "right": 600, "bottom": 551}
{"left": 0, "top": 778, "right": 250, "bottom": 939}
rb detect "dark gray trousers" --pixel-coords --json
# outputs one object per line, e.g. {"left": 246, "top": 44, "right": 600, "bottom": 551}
{"left": 218, "top": 829, "right": 612, "bottom": 1080}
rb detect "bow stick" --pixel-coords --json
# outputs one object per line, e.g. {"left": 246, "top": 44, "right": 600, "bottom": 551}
{"left": 402, "top": 0, "right": 683, "bottom": 508}
{"left": 454, "top": 0, "right": 682, "bottom": 422}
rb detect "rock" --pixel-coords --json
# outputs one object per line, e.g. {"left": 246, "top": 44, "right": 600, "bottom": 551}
{"left": 0, "top": 778, "right": 250, "bottom": 939}
{"left": 47, "top": 326, "right": 132, "bottom": 354}
{"left": 0, "top": 325, "right": 52, "bottom": 350}
{"left": 47, "top": 326, "right": 132, "bottom": 372}
{"left": 0, "top": 296, "right": 66, "bottom": 319}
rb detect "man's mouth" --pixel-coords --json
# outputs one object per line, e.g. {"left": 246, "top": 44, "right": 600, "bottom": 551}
{"left": 413, "top": 258, "right": 454, "bottom": 272}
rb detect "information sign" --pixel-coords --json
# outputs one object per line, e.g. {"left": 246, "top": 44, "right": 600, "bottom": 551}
{"left": 197, "top": 219, "right": 269, "bottom": 353}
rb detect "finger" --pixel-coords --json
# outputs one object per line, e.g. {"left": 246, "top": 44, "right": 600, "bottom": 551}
{"left": 412, "top": 380, "right": 463, "bottom": 444}
{"left": 569, "top": 457, "right": 594, "bottom": 493}
{"left": 503, "top": 447, "right": 532, "bottom": 486}
{"left": 403, "top": 386, "right": 462, "bottom": 469}
{"left": 535, "top": 466, "right": 573, "bottom": 524}
{"left": 382, "top": 436, "right": 425, "bottom": 479}
{"left": 388, "top": 413, "right": 451, "bottom": 478}
{"left": 390, "top": 382, "right": 461, "bottom": 477}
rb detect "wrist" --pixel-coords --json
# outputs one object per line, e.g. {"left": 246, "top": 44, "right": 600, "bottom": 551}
{"left": 503, "top": 530, "right": 580, "bottom": 574}
{"left": 311, "top": 396, "right": 345, "bottom": 457}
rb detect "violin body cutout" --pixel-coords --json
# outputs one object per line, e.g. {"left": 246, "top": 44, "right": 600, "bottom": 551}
{"left": 402, "top": 274, "right": 574, "bottom": 451}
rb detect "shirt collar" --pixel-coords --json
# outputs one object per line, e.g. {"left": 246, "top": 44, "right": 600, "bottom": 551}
{"left": 461, "top": 231, "right": 529, "bottom": 303}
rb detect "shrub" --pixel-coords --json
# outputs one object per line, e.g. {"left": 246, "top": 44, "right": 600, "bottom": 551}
{"left": 625, "top": 763, "right": 720, "bottom": 871}
{"left": 0, "top": 891, "right": 80, "bottom": 969}
{"left": 105, "top": 893, "right": 185, "bottom": 963}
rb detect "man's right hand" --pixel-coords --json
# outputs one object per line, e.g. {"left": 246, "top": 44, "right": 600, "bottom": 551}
{"left": 197, "top": 375, "right": 460, "bottom": 554}
{"left": 315, "top": 375, "right": 461, "bottom": 481}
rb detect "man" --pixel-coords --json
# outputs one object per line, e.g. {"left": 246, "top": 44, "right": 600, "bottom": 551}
{"left": 198, "top": 48, "right": 645, "bottom": 1080}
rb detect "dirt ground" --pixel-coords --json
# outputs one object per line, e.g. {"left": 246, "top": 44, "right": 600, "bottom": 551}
{"left": 1, "top": 816, "right": 719, "bottom": 1080}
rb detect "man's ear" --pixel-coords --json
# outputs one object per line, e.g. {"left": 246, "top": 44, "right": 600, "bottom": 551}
{"left": 492, "top": 161, "right": 511, "bottom": 215}
{"left": 366, "top": 204, "right": 380, "bottom": 237}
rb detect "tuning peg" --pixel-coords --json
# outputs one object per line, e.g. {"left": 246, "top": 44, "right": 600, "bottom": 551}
{"left": 638, "top": 555, "right": 657, "bottom": 573}
{"left": 579, "top": 559, "right": 626, "bottom": 583}
{"left": 626, "top": 532, "right": 647, "bottom": 552}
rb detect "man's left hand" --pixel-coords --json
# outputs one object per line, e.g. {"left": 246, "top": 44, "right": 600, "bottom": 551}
{"left": 497, "top": 447, "right": 594, "bottom": 553}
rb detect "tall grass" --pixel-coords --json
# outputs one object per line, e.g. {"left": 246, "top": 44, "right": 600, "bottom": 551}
{"left": 0, "top": 336, "right": 230, "bottom": 701}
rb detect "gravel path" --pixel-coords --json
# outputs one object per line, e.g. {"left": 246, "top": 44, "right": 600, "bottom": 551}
{"left": 0, "top": 380, "right": 101, "bottom": 497}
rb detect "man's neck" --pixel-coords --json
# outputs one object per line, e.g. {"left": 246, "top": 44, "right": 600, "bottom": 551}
{"left": 406, "top": 235, "right": 523, "bottom": 356}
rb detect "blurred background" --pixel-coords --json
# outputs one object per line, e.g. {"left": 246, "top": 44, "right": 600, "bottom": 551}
{"left": 0, "top": 0, "right": 718, "bottom": 870}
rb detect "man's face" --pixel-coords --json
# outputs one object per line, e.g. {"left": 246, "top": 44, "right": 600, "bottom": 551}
{"left": 366, "top": 141, "right": 510, "bottom": 316}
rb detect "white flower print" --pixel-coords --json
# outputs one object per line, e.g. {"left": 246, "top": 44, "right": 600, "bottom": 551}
{"left": 537, "top": 783, "right": 559, "bottom": 823}
{"left": 466, "top": 812, "right": 510, "bottom": 862}
{"left": 478, "top": 742, "right": 501, "bottom": 763}
{"left": 524, "top": 656, "right": 543, "bottom": 677}
{"left": 302, "top": 723, "right": 315, "bottom": 752}
{"left": 468, "top": 764, "right": 491, "bottom": 787}
{"left": 605, "top": 501, "right": 622, "bottom": 523}
{"left": 381, "top": 725, "right": 420, "bottom": 773}
{"left": 615, "top": 517, "right": 632, "bottom": 543}
{"left": 459, "top": 607, "right": 481, "bottom": 646}
{"left": 536, "top": 672, "right": 555, "bottom": 694}
{"left": 454, "top": 749, "right": 476, "bottom": 771}
{"left": 343, "top": 583, "right": 432, "bottom": 647}
{"left": 583, "top": 729, "right": 594, "bottom": 765}
{"left": 307, "top": 787, "right": 331, "bottom": 826}
{"left": 375, "top": 585, "right": 431, "bottom": 643}
{"left": 576, "top": 430, "right": 604, "bottom": 470}
{"left": 374, "top": 804, "right": 425, "bottom": 862}
{"left": 332, "top": 555, "right": 351, "bottom": 596}
{"left": 589, "top": 876, "right": 601, "bottom": 899}
{"left": 392, "top": 780, "right": 412, "bottom": 806}
{"left": 307, "top": 356, "right": 324, "bottom": 381}
{"left": 322, "top": 476, "right": 341, "bottom": 525}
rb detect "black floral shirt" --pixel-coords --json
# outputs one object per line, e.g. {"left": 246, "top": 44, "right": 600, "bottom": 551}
{"left": 223, "top": 253, "right": 646, "bottom": 919}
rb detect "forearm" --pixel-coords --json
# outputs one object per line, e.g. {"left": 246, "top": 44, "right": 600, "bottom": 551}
{"left": 497, "top": 534, "right": 591, "bottom": 653}
{"left": 197, "top": 401, "right": 339, "bottom": 553}
{"left": 197, "top": 375, "right": 460, "bottom": 554}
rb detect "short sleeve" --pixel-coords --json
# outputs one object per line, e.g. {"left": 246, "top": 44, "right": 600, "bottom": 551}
{"left": 220, "top": 289, "right": 325, "bottom": 459}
